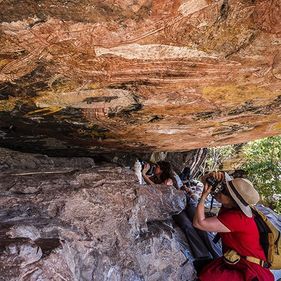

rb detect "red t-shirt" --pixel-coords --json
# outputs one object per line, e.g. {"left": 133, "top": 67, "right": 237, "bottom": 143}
{"left": 217, "top": 207, "right": 266, "bottom": 261}
{"left": 199, "top": 207, "right": 274, "bottom": 281}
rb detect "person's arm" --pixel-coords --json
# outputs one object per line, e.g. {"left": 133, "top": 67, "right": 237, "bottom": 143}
{"left": 142, "top": 163, "right": 156, "bottom": 186}
{"left": 193, "top": 172, "right": 230, "bottom": 233}
{"left": 142, "top": 174, "right": 156, "bottom": 185}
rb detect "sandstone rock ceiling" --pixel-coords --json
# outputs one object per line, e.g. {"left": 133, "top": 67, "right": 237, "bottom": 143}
{"left": 0, "top": 0, "right": 280, "bottom": 154}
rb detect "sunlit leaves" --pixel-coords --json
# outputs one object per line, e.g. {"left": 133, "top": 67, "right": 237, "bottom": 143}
{"left": 242, "top": 136, "right": 281, "bottom": 212}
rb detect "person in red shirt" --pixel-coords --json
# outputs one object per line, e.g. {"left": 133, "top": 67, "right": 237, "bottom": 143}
{"left": 193, "top": 171, "right": 274, "bottom": 281}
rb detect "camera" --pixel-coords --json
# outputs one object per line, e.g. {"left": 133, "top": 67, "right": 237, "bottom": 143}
{"left": 206, "top": 176, "right": 225, "bottom": 195}
{"left": 140, "top": 160, "right": 156, "bottom": 176}
{"left": 206, "top": 176, "right": 220, "bottom": 188}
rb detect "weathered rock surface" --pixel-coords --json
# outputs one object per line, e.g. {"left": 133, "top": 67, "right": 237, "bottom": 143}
{"left": 0, "top": 148, "right": 195, "bottom": 281}
{"left": 0, "top": 0, "right": 281, "bottom": 154}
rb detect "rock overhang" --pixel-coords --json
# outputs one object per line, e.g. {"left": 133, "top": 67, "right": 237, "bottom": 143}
{"left": 0, "top": 0, "right": 280, "bottom": 155}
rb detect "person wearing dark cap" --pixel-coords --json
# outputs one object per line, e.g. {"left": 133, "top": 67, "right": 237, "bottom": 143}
{"left": 193, "top": 171, "right": 274, "bottom": 281}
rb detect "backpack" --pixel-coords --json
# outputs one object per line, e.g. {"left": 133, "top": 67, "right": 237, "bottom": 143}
{"left": 252, "top": 206, "right": 281, "bottom": 269}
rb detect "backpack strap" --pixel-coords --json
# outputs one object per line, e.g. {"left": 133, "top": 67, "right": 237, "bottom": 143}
{"left": 223, "top": 249, "right": 270, "bottom": 268}
{"left": 245, "top": 256, "right": 270, "bottom": 268}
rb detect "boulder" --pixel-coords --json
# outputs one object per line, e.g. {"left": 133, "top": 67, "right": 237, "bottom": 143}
{"left": 0, "top": 148, "right": 195, "bottom": 281}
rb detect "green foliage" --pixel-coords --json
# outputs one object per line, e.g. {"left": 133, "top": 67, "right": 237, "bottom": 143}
{"left": 242, "top": 136, "right": 281, "bottom": 213}
{"left": 203, "top": 145, "right": 236, "bottom": 172}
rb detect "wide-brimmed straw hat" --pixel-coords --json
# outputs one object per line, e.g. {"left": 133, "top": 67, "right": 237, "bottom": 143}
{"left": 225, "top": 178, "right": 260, "bottom": 217}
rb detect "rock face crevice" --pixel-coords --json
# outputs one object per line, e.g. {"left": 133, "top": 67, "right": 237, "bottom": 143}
{"left": 0, "top": 0, "right": 281, "bottom": 154}
{"left": 0, "top": 148, "right": 195, "bottom": 281}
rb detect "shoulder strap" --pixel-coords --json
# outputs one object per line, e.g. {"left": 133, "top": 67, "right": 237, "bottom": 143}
{"left": 251, "top": 208, "right": 270, "bottom": 258}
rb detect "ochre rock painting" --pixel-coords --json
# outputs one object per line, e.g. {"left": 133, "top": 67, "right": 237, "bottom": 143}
{"left": 0, "top": 0, "right": 280, "bottom": 154}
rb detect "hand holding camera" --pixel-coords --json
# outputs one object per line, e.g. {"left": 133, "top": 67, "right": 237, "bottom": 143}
{"left": 141, "top": 161, "right": 156, "bottom": 176}
{"left": 142, "top": 162, "right": 150, "bottom": 175}
{"left": 200, "top": 171, "right": 225, "bottom": 198}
